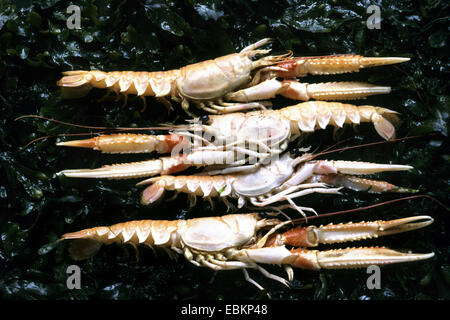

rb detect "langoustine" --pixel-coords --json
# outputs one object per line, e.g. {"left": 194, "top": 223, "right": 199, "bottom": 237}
{"left": 56, "top": 38, "right": 408, "bottom": 115}
{"left": 60, "top": 213, "right": 434, "bottom": 290}
{"left": 135, "top": 152, "right": 416, "bottom": 216}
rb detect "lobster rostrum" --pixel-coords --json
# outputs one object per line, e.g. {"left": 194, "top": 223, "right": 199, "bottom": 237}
{"left": 56, "top": 38, "right": 408, "bottom": 115}
{"left": 60, "top": 213, "right": 434, "bottom": 290}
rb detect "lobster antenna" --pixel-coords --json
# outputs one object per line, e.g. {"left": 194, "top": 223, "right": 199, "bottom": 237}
{"left": 290, "top": 194, "right": 449, "bottom": 224}
{"left": 15, "top": 115, "right": 175, "bottom": 131}
{"left": 15, "top": 115, "right": 114, "bottom": 130}
{"left": 308, "top": 134, "right": 437, "bottom": 161}
{"left": 311, "top": 137, "right": 352, "bottom": 157}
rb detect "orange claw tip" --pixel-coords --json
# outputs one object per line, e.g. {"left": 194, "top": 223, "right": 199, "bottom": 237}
{"left": 56, "top": 137, "right": 97, "bottom": 149}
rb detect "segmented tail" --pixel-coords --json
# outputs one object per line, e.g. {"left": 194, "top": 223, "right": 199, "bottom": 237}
{"left": 57, "top": 70, "right": 180, "bottom": 98}
{"left": 278, "top": 101, "right": 399, "bottom": 140}
{"left": 61, "top": 220, "right": 181, "bottom": 260}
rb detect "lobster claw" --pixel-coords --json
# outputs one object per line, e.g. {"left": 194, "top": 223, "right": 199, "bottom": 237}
{"left": 267, "top": 216, "right": 435, "bottom": 270}
{"left": 288, "top": 247, "right": 435, "bottom": 270}
{"left": 281, "top": 216, "right": 434, "bottom": 247}
{"left": 309, "top": 160, "right": 417, "bottom": 193}
{"left": 275, "top": 55, "right": 411, "bottom": 78}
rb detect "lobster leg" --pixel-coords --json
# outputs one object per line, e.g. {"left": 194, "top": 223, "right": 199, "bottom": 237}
{"left": 250, "top": 185, "right": 343, "bottom": 216}
{"left": 199, "top": 101, "right": 270, "bottom": 114}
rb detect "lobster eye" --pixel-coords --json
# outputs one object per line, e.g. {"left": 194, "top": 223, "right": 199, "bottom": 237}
{"left": 200, "top": 115, "right": 209, "bottom": 124}
{"left": 257, "top": 212, "right": 271, "bottom": 219}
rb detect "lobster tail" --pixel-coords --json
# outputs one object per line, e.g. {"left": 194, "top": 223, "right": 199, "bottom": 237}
{"left": 57, "top": 71, "right": 94, "bottom": 99}
{"left": 279, "top": 101, "right": 400, "bottom": 140}
{"left": 61, "top": 226, "right": 109, "bottom": 261}
{"left": 57, "top": 70, "right": 179, "bottom": 100}
{"left": 365, "top": 106, "right": 401, "bottom": 140}
{"left": 61, "top": 220, "right": 183, "bottom": 261}
{"left": 58, "top": 71, "right": 94, "bottom": 87}
{"left": 67, "top": 239, "right": 103, "bottom": 261}
{"left": 141, "top": 181, "right": 166, "bottom": 205}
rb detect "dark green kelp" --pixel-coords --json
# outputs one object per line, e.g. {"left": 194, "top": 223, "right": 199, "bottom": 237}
{"left": 0, "top": 0, "right": 448, "bottom": 300}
